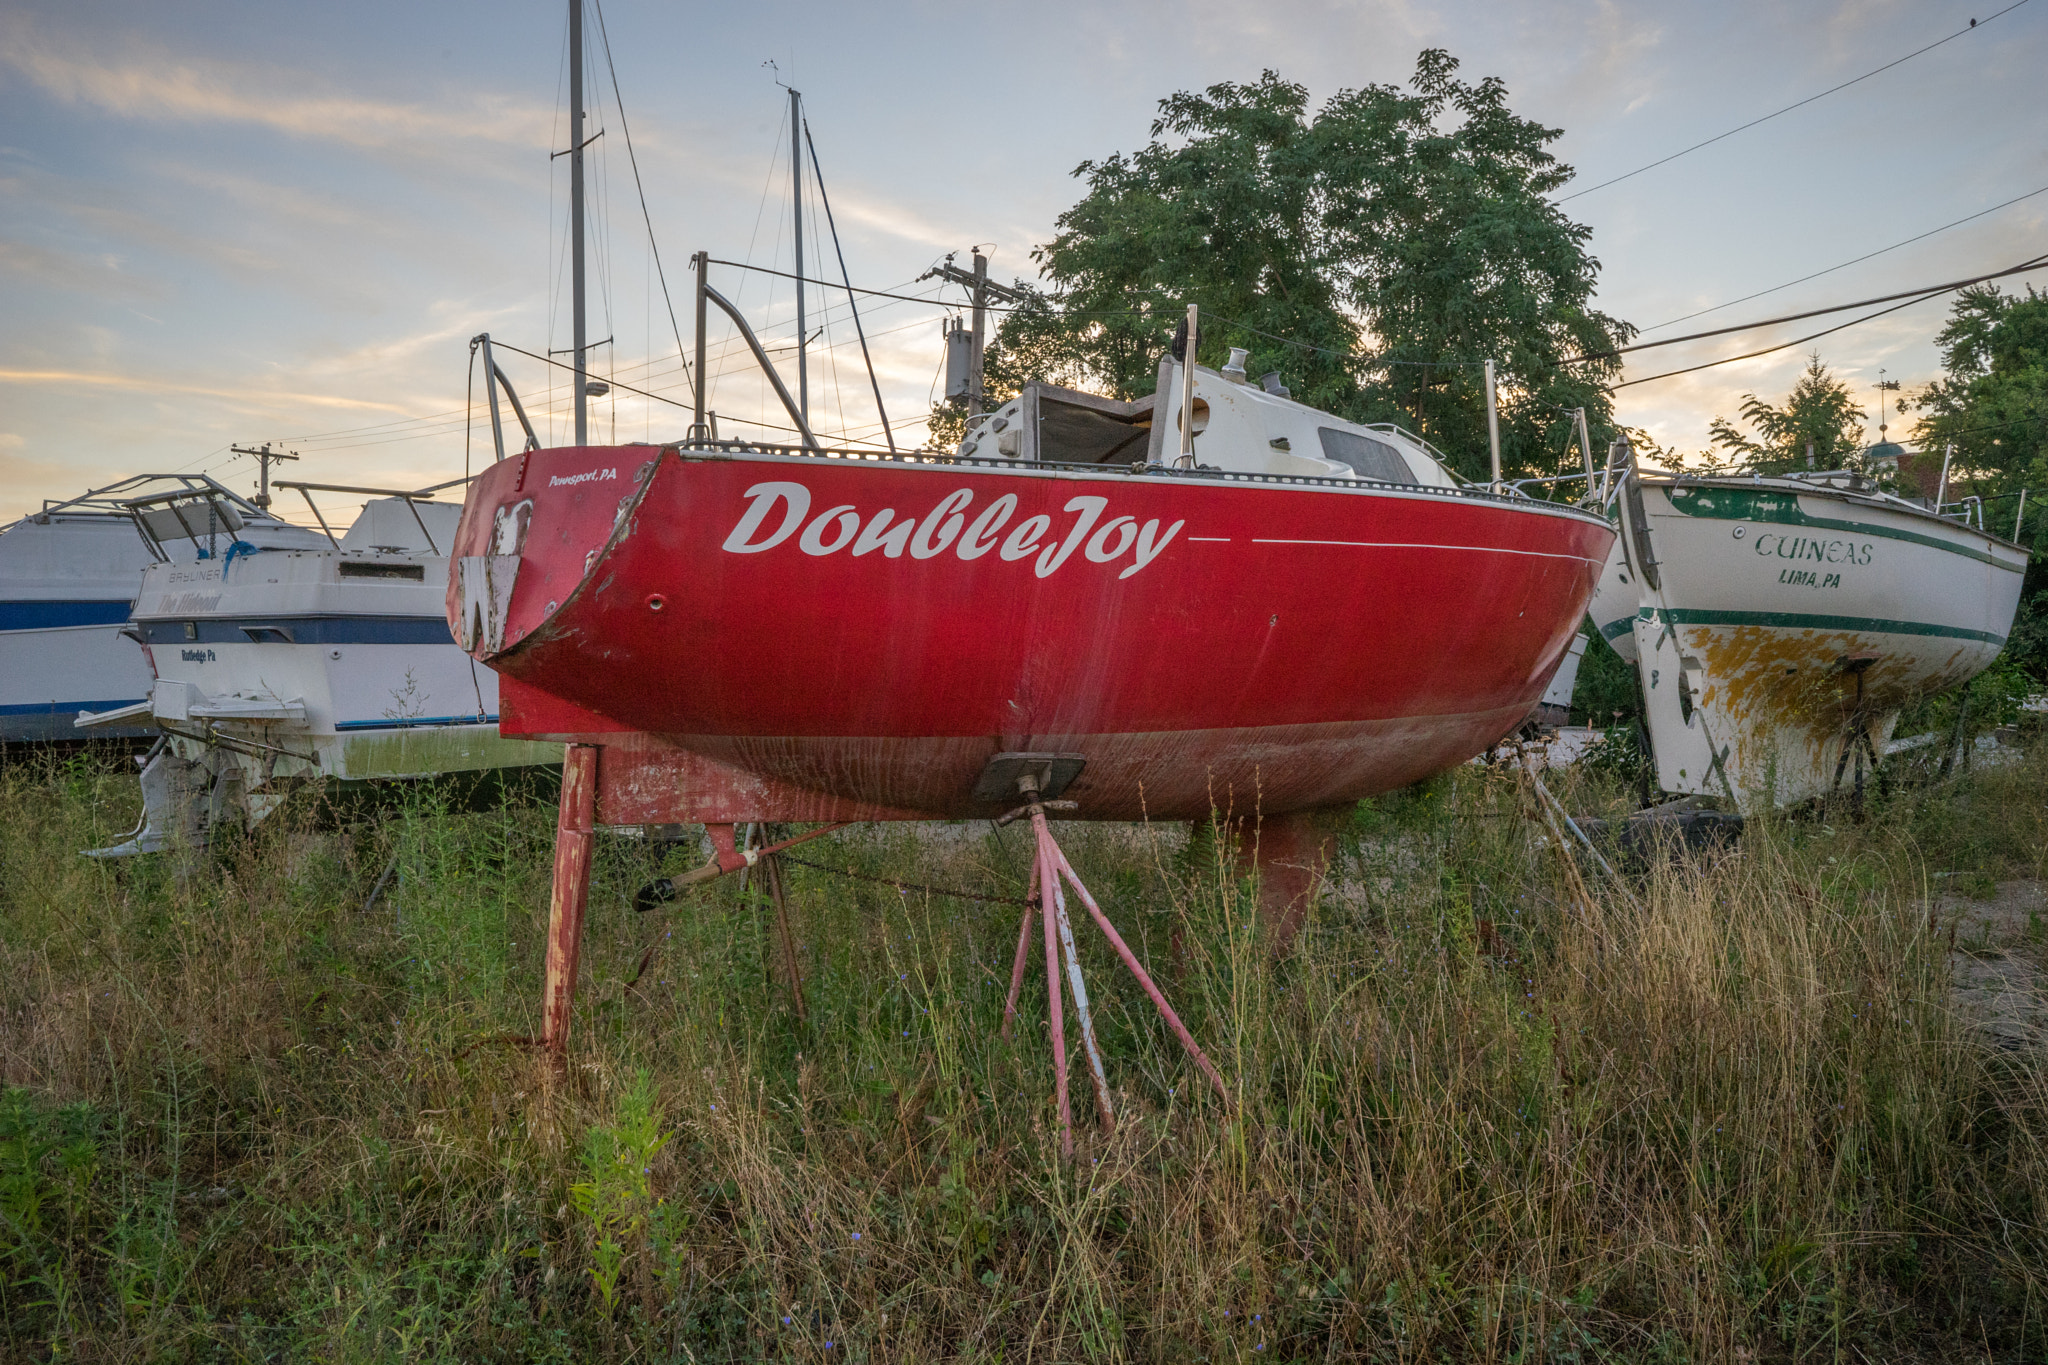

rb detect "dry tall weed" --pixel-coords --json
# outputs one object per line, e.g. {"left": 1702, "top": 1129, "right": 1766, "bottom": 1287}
{"left": 0, "top": 742, "right": 2043, "bottom": 1360}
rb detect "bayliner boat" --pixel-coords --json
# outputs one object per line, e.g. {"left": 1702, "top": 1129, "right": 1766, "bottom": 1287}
{"left": 1596, "top": 455, "right": 2027, "bottom": 812}
{"left": 79, "top": 480, "right": 557, "bottom": 854}
{"left": 1, "top": 475, "right": 327, "bottom": 744}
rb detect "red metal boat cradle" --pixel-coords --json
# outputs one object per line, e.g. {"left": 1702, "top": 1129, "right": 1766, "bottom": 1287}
{"left": 450, "top": 440, "right": 1613, "bottom": 1118}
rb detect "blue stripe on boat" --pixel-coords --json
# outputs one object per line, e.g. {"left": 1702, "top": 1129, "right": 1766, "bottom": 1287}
{"left": 0, "top": 698, "right": 148, "bottom": 717}
{"left": 0, "top": 600, "right": 133, "bottom": 631}
{"left": 135, "top": 616, "right": 455, "bottom": 646}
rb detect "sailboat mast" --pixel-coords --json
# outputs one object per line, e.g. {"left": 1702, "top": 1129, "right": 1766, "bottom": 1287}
{"left": 570, "top": 0, "right": 588, "bottom": 446}
{"left": 790, "top": 85, "right": 807, "bottom": 426}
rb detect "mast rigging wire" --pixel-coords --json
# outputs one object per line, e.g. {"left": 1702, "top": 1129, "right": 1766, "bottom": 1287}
{"left": 803, "top": 116, "right": 895, "bottom": 452}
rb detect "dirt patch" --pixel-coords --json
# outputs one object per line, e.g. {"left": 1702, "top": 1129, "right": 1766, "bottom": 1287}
{"left": 1937, "top": 879, "right": 2048, "bottom": 1051}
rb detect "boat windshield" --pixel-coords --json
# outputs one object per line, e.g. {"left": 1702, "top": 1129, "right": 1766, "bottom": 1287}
{"left": 1317, "top": 428, "right": 1418, "bottom": 484}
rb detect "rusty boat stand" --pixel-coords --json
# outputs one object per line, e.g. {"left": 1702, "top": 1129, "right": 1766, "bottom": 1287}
{"left": 536, "top": 745, "right": 1239, "bottom": 1151}
{"left": 541, "top": 744, "right": 599, "bottom": 1053}
{"left": 997, "top": 771, "right": 1232, "bottom": 1156}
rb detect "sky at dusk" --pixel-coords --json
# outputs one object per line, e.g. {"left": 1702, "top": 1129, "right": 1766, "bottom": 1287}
{"left": 2, "top": 0, "right": 2044, "bottom": 526}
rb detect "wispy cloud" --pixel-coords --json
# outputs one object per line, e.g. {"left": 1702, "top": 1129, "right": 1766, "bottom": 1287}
{"left": 0, "top": 236, "right": 157, "bottom": 299}
{"left": 0, "top": 14, "right": 554, "bottom": 155}
{"left": 0, "top": 366, "right": 417, "bottom": 415}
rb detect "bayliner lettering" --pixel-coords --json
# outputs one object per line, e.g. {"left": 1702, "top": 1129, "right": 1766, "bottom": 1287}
{"left": 549, "top": 467, "right": 619, "bottom": 489}
{"left": 722, "top": 482, "right": 1184, "bottom": 580}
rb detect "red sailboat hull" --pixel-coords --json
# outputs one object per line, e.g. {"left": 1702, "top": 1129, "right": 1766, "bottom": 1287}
{"left": 449, "top": 445, "right": 1614, "bottom": 822}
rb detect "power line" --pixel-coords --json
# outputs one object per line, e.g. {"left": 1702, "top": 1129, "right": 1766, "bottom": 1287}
{"left": 1616, "top": 287, "right": 1954, "bottom": 389}
{"left": 1560, "top": 0, "right": 2031, "bottom": 202}
{"left": 1643, "top": 182, "right": 2048, "bottom": 332}
{"left": 1571, "top": 252, "right": 2048, "bottom": 363}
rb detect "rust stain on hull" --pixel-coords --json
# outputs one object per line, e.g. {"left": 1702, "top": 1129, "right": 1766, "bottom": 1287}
{"left": 1688, "top": 623, "right": 1985, "bottom": 806}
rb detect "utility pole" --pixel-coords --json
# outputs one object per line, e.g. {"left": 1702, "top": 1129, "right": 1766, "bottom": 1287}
{"left": 569, "top": 0, "right": 588, "bottom": 446}
{"left": 790, "top": 86, "right": 807, "bottom": 427}
{"left": 920, "top": 250, "right": 1025, "bottom": 416}
{"left": 231, "top": 443, "right": 298, "bottom": 509}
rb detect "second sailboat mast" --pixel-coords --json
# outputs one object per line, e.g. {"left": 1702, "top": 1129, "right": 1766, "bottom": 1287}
{"left": 790, "top": 86, "right": 807, "bottom": 427}
{"left": 569, "top": 0, "right": 589, "bottom": 446}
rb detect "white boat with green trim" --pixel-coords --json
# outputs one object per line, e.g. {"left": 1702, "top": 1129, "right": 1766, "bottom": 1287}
{"left": 1597, "top": 461, "right": 2026, "bottom": 812}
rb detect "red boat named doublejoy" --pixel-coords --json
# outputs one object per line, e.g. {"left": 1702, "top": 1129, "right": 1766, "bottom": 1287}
{"left": 443, "top": 6, "right": 1612, "bottom": 1091}
{"left": 449, "top": 356, "right": 1612, "bottom": 827}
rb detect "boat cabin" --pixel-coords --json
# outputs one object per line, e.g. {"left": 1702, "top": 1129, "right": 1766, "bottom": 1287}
{"left": 954, "top": 356, "right": 1459, "bottom": 489}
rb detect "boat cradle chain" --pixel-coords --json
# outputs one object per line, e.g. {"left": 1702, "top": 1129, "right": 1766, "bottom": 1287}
{"left": 776, "top": 854, "right": 1040, "bottom": 908}
{"left": 634, "top": 841, "right": 1040, "bottom": 914}
{"left": 632, "top": 820, "right": 857, "bottom": 912}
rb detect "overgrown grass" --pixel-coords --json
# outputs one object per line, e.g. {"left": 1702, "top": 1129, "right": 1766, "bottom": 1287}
{"left": 1, "top": 741, "right": 2045, "bottom": 1361}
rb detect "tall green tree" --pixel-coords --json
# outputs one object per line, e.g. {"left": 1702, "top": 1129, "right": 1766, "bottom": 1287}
{"left": 1703, "top": 353, "right": 1866, "bottom": 474}
{"left": 1904, "top": 284, "right": 2048, "bottom": 501}
{"left": 957, "top": 55, "right": 1633, "bottom": 483}
{"left": 1905, "top": 285, "right": 2048, "bottom": 682}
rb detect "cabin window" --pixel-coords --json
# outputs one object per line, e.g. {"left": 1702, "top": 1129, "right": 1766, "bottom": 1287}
{"left": 339, "top": 561, "right": 425, "bottom": 581}
{"left": 1026, "top": 386, "right": 1156, "bottom": 464}
{"left": 1317, "top": 428, "right": 1417, "bottom": 484}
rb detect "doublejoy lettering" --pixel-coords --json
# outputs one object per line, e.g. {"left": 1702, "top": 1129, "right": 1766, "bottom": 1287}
{"left": 721, "top": 482, "right": 1183, "bottom": 581}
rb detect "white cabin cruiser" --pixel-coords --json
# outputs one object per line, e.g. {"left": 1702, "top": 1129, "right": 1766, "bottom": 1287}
{"left": 1591, "top": 456, "right": 2027, "bottom": 812}
{"left": 2, "top": 476, "right": 327, "bottom": 743}
{"left": 79, "top": 480, "right": 558, "bottom": 854}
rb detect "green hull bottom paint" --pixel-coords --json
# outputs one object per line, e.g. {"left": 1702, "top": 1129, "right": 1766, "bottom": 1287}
{"left": 1636, "top": 607, "right": 2007, "bottom": 647}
